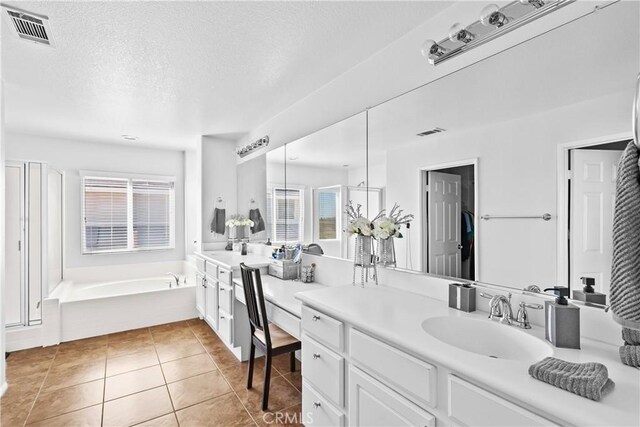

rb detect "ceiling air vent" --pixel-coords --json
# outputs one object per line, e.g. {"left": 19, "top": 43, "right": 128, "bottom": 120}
{"left": 417, "top": 127, "right": 445, "bottom": 137}
{"left": 3, "top": 6, "right": 54, "bottom": 47}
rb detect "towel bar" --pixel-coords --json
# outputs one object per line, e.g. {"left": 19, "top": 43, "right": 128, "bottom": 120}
{"left": 481, "top": 213, "right": 552, "bottom": 221}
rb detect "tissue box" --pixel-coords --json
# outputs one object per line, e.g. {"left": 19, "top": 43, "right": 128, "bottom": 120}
{"left": 448, "top": 283, "right": 476, "bottom": 312}
{"left": 268, "top": 260, "right": 299, "bottom": 280}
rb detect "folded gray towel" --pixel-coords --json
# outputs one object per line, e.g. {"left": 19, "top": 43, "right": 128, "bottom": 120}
{"left": 622, "top": 327, "right": 640, "bottom": 345}
{"left": 528, "top": 357, "right": 614, "bottom": 401}
{"left": 619, "top": 345, "right": 640, "bottom": 367}
{"left": 610, "top": 141, "right": 640, "bottom": 330}
{"left": 211, "top": 208, "right": 226, "bottom": 235}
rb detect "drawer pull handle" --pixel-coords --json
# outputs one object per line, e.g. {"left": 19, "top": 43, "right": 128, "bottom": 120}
{"left": 220, "top": 316, "right": 225, "bottom": 319}
{"left": 312, "top": 315, "right": 321, "bottom": 321}
{"left": 313, "top": 402, "right": 321, "bottom": 409}
{"left": 313, "top": 353, "right": 321, "bottom": 359}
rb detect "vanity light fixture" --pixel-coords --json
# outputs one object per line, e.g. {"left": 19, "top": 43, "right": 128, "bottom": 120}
{"left": 421, "top": 0, "right": 573, "bottom": 65}
{"left": 236, "top": 135, "right": 269, "bottom": 158}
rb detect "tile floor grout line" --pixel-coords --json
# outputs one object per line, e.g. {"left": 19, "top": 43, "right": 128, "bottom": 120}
{"left": 21, "top": 345, "right": 60, "bottom": 426}
{"left": 150, "top": 325, "right": 179, "bottom": 422}
{"left": 100, "top": 341, "right": 108, "bottom": 427}
{"left": 189, "top": 319, "right": 259, "bottom": 426}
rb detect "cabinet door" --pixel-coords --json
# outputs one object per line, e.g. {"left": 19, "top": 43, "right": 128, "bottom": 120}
{"left": 196, "top": 274, "right": 206, "bottom": 317}
{"left": 205, "top": 280, "right": 218, "bottom": 330}
{"left": 349, "top": 367, "right": 435, "bottom": 427}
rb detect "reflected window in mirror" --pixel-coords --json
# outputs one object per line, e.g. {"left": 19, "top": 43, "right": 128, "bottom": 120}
{"left": 315, "top": 187, "right": 341, "bottom": 241}
{"left": 266, "top": 186, "right": 304, "bottom": 243}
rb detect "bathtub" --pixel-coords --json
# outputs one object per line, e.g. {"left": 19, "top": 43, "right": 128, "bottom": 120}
{"left": 53, "top": 277, "right": 197, "bottom": 342}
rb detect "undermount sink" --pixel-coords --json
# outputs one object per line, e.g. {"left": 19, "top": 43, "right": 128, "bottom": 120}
{"left": 421, "top": 316, "right": 553, "bottom": 361}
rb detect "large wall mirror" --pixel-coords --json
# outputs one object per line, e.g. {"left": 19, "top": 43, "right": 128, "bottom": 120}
{"left": 255, "top": 1, "right": 639, "bottom": 299}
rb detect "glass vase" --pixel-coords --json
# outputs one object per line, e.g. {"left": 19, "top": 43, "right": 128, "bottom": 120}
{"left": 377, "top": 237, "right": 396, "bottom": 267}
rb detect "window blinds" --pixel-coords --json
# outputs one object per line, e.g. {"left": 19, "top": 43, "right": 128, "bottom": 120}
{"left": 132, "top": 180, "right": 174, "bottom": 249}
{"left": 83, "top": 177, "right": 129, "bottom": 252}
{"left": 272, "top": 187, "right": 303, "bottom": 242}
{"left": 82, "top": 176, "right": 175, "bottom": 253}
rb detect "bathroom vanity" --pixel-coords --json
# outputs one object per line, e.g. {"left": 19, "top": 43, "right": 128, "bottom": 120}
{"left": 194, "top": 251, "right": 272, "bottom": 359}
{"left": 297, "top": 286, "right": 640, "bottom": 427}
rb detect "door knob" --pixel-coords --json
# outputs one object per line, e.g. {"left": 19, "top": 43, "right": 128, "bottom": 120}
{"left": 457, "top": 244, "right": 463, "bottom": 250}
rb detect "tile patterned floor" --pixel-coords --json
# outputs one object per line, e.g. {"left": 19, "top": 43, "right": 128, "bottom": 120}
{"left": 0, "top": 319, "right": 304, "bottom": 426}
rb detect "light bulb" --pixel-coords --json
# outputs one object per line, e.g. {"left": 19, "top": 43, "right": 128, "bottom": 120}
{"left": 421, "top": 39, "right": 444, "bottom": 59}
{"left": 480, "top": 4, "right": 508, "bottom": 27}
{"left": 448, "top": 23, "right": 474, "bottom": 43}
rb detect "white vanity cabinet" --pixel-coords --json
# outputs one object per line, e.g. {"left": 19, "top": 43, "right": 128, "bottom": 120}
{"left": 193, "top": 253, "right": 261, "bottom": 362}
{"left": 300, "top": 304, "right": 559, "bottom": 427}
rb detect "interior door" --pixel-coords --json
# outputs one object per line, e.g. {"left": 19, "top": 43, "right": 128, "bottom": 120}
{"left": 427, "top": 171, "right": 462, "bottom": 278}
{"left": 5, "top": 164, "right": 25, "bottom": 327}
{"left": 570, "top": 149, "right": 623, "bottom": 295}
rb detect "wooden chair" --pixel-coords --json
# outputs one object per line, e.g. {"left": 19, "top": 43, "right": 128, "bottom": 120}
{"left": 240, "top": 263, "right": 301, "bottom": 411}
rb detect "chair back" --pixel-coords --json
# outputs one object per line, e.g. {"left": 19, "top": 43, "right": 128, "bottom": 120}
{"left": 240, "top": 263, "right": 271, "bottom": 346}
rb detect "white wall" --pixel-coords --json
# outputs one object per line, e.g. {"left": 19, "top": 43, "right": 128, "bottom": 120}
{"left": 0, "top": 79, "right": 6, "bottom": 395}
{"left": 5, "top": 133, "right": 186, "bottom": 268}
{"left": 201, "top": 136, "right": 237, "bottom": 246}
{"left": 185, "top": 148, "right": 201, "bottom": 255}
{"left": 237, "top": 155, "right": 268, "bottom": 242}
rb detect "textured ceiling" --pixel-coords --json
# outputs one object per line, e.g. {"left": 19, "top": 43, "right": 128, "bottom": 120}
{"left": 1, "top": 1, "right": 451, "bottom": 149}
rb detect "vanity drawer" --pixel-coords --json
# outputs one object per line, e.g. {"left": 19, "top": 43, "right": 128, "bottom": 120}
{"left": 218, "top": 283, "right": 233, "bottom": 314}
{"left": 302, "top": 335, "right": 344, "bottom": 407}
{"left": 218, "top": 266, "right": 232, "bottom": 285}
{"left": 303, "top": 381, "right": 344, "bottom": 427}
{"left": 349, "top": 366, "right": 435, "bottom": 427}
{"left": 350, "top": 328, "right": 437, "bottom": 409}
{"left": 218, "top": 310, "right": 233, "bottom": 344}
{"left": 195, "top": 257, "right": 206, "bottom": 273}
{"left": 205, "top": 261, "right": 218, "bottom": 277}
{"left": 301, "top": 306, "right": 343, "bottom": 352}
{"left": 267, "top": 302, "right": 301, "bottom": 339}
{"left": 448, "top": 375, "right": 557, "bottom": 427}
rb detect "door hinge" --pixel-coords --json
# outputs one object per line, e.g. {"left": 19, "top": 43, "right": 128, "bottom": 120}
{"left": 18, "top": 240, "right": 21, "bottom": 251}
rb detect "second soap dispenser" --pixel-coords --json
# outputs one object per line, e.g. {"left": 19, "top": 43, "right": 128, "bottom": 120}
{"left": 544, "top": 290, "right": 580, "bottom": 349}
{"left": 572, "top": 276, "right": 606, "bottom": 305}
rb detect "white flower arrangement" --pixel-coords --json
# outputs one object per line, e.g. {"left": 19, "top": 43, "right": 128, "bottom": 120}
{"left": 225, "top": 215, "right": 254, "bottom": 228}
{"left": 372, "top": 203, "right": 414, "bottom": 240}
{"left": 345, "top": 201, "right": 381, "bottom": 237}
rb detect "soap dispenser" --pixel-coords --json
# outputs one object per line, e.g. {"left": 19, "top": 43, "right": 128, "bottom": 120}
{"left": 572, "top": 277, "right": 606, "bottom": 305}
{"left": 544, "top": 292, "right": 580, "bottom": 349}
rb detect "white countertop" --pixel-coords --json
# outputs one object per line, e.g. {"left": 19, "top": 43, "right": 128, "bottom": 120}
{"left": 296, "top": 286, "right": 640, "bottom": 427}
{"left": 196, "top": 251, "right": 273, "bottom": 270}
{"left": 233, "top": 275, "right": 326, "bottom": 318}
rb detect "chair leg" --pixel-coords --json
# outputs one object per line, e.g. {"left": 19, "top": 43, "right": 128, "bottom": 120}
{"left": 262, "top": 352, "right": 272, "bottom": 411}
{"left": 290, "top": 351, "right": 296, "bottom": 372}
{"left": 247, "top": 342, "right": 256, "bottom": 389}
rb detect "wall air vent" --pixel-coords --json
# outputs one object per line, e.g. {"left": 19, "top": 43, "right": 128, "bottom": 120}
{"left": 417, "top": 127, "right": 446, "bottom": 137}
{"left": 3, "top": 5, "right": 54, "bottom": 47}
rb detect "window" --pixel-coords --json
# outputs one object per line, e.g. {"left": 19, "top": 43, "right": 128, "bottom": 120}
{"left": 266, "top": 186, "right": 304, "bottom": 243}
{"left": 317, "top": 189, "right": 339, "bottom": 240}
{"left": 82, "top": 174, "right": 175, "bottom": 253}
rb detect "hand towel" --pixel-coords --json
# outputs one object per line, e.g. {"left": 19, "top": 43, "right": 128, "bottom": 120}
{"left": 619, "top": 345, "right": 640, "bottom": 367}
{"left": 528, "top": 357, "right": 614, "bottom": 401}
{"left": 622, "top": 327, "right": 640, "bottom": 345}
{"left": 249, "top": 208, "right": 265, "bottom": 233}
{"left": 610, "top": 141, "right": 640, "bottom": 330}
{"left": 211, "top": 208, "right": 226, "bottom": 235}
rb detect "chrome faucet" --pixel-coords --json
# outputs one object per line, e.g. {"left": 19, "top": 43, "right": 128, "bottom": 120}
{"left": 489, "top": 293, "right": 514, "bottom": 325}
{"left": 480, "top": 292, "right": 543, "bottom": 329}
{"left": 166, "top": 272, "right": 180, "bottom": 287}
